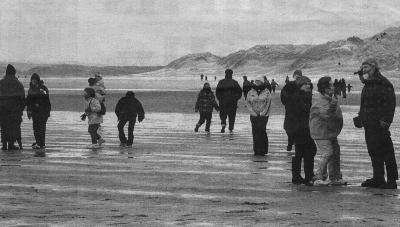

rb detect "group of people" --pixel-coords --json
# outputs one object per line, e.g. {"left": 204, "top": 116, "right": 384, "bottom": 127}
{"left": 333, "top": 78, "right": 348, "bottom": 98}
{"left": 194, "top": 59, "right": 398, "bottom": 189}
{"left": 0, "top": 64, "right": 51, "bottom": 156}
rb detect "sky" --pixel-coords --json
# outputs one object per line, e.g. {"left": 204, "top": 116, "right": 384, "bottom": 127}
{"left": 1, "top": 0, "right": 400, "bottom": 66}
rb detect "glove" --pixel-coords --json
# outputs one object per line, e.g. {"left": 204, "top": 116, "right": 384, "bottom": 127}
{"left": 379, "top": 120, "right": 390, "bottom": 130}
{"left": 80, "top": 113, "right": 87, "bottom": 121}
{"left": 138, "top": 115, "right": 144, "bottom": 122}
{"left": 353, "top": 116, "right": 362, "bottom": 128}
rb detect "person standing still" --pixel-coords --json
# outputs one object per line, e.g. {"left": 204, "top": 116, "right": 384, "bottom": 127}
{"left": 216, "top": 69, "right": 242, "bottom": 134}
{"left": 354, "top": 58, "right": 398, "bottom": 189}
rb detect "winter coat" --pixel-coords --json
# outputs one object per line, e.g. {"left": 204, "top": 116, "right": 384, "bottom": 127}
{"left": 27, "top": 84, "right": 51, "bottom": 118}
{"left": 358, "top": 72, "right": 395, "bottom": 128}
{"left": 85, "top": 97, "right": 103, "bottom": 125}
{"left": 309, "top": 93, "right": 343, "bottom": 140}
{"left": 195, "top": 89, "right": 219, "bottom": 113}
{"left": 246, "top": 88, "right": 272, "bottom": 117}
{"left": 115, "top": 96, "right": 145, "bottom": 121}
{"left": 0, "top": 74, "right": 25, "bottom": 118}
{"left": 242, "top": 80, "right": 252, "bottom": 99}
{"left": 216, "top": 77, "right": 242, "bottom": 109}
{"left": 280, "top": 81, "right": 298, "bottom": 132}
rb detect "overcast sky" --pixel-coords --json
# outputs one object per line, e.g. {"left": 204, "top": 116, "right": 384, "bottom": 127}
{"left": 1, "top": 0, "right": 400, "bottom": 66}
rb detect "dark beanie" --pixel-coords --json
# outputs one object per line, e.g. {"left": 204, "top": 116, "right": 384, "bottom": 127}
{"left": 31, "top": 73, "right": 40, "bottom": 81}
{"left": 293, "top": 69, "right": 302, "bottom": 77}
{"left": 6, "top": 64, "right": 16, "bottom": 75}
{"left": 296, "top": 76, "right": 311, "bottom": 87}
{"left": 126, "top": 91, "right": 135, "bottom": 98}
{"left": 88, "top": 77, "right": 96, "bottom": 86}
{"left": 84, "top": 87, "right": 95, "bottom": 97}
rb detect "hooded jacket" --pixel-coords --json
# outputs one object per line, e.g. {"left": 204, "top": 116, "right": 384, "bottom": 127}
{"left": 0, "top": 72, "right": 25, "bottom": 117}
{"left": 216, "top": 74, "right": 242, "bottom": 109}
{"left": 246, "top": 87, "right": 272, "bottom": 117}
{"left": 309, "top": 93, "right": 343, "bottom": 139}
{"left": 115, "top": 93, "right": 145, "bottom": 121}
{"left": 27, "top": 83, "right": 51, "bottom": 118}
{"left": 85, "top": 97, "right": 103, "bottom": 125}
{"left": 195, "top": 88, "right": 219, "bottom": 113}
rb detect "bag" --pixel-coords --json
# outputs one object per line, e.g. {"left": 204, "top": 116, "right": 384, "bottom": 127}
{"left": 98, "top": 102, "right": 106, "bottom": 115}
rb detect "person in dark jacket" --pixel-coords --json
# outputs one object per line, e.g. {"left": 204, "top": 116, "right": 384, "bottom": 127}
{"left": 285, "top": 76, "right": 317, "bottom": 185}
{"left": 242, "top": 76, "right": 252, "bottom": 100}
{"left": 216, "top": 69, "right": 242, "bottom": 133}
{"left": 26, "top": 73, "right": 51, "bottom": 150}
{"left": 194, "top": 83, "right": 219, "bottom": 133}
{"left": 0, "top": 64, "right": 25, "bottom": 150}
{"left": 115, "top": 91, "right": 145, "bottom": 147}
{"left": 280, "top": 70, "right": 302, "bottom": 151}
{"left": 354, "top": 58, "right": 398, "bottom": 189}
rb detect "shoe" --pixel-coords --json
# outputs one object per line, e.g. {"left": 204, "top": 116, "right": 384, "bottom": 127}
{"left": 32, "top": 144, "right": 41, "bottom": 149}
{"left": 229, "top": 130, "right": 233, "bottom": 135}
{"left": 126, "top": 144, "right": 133, "bottom": 148}
{"left": 34, "top": 150, "right": 46, "bottom": 157}
{"left": 286, "top": 145, "right": 292, "bottom": 151}
{"left": 329, "top": 179, "right": 347, "bottom": 186}
{"left": 205, "top": 128, "right": 210, "bottom": 133}
{"left": 220, "top": 125, "right": 226, "bottom": 133}
{"left": 1, "top": 146, "right": 7, "bottom": 151}
{"left": 379, "top": 181, "right": 397, "bottom": 189}
{"left": 19, "top": 146, "right": 23, "bottom": 150}
{"left": 304, "top": 180, "right": 314, "bottom": 186}
{"left": 8, "top": 145, "right": 19, "bottom": 150}
{"left": 119, "top": 143, "right": 126, "bottom": 147}
{"left": 194, "top": 125, "right": 199, "bottom": 132}
{"left": 314, "top": 179, "right": 329, "bottom": 186}
{"left": 361, "top": 178, "right": 386, "bottom": 188}
{"left": 98, "top": 138, "right": 105, "bottom": 146}
{"left": 292, "top": 177, "right": 305, "bottom": 185}
{"left": 86, "top": 144, "right": 100, "bottom": 149}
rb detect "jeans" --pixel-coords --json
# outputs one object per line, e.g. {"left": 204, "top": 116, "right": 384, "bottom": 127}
{"left": 250, "top": 116, "right": 269, "bottom": 155}
{"left": 118, "top": 118, "right": 136, "bottom": 145}
{"left": 88, "top": 124, "right": 101, "bottom": 144}
{"left": 365, "top": 126, "right": 398, "bottom": 182}
{"left": 32, "top": 115, "right": 48, "bottom": 147}
{"left": 197, "top": 112, "right": 212, "bottom": 131}
{"left": 292, "top": 142, "right": 317, "bottom": 181}
{"left": 314, "top": 138, "right": 342, "bottom": 181}
{"left": 220, "top": 108, "right": 237, "bottom": 131}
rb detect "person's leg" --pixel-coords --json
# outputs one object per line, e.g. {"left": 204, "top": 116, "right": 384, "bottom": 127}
{"left": 380, "top": 130, "right": 398, "bottom": 184}
{"left": 117, "top": 119, "right": 128, "bottom": 144}
{"left": 219, "top": 109, "right": 228, "bottom": 132}
{"left": 259, "top": 116, "right": 269, "bottom": 154}
{"left": 227, "top": 108, "right": 237, "bottom": 132}
{"left": 205, "top": 112, "right": 212, "bottom": 132}
{"left": 314, "top": 139, "right": 333, "bottom": 181}
{"left": 88, "top": 124, "right": 100, "bottom": 144}
{"left": 195, "top": 112, "right": 206, "bottom": 132}
{"left": 1, "top": 124, "right": 6, "bottom": 150}
{"left": 127, "top": 119, "right": 136, "bottom": 146}
{"left": 35, "top": 115, "right": 48, "bottom": 147}
{"left": 292, "top": 143, "right": 305, "bottom": 182}
{"left": 250, "top": 116, "right": 258, "bottom": 154}
{"left": 362, "top": 127, "right": 386, "bottom": 186}
{"left": 32, "top": 115, "right": 40, "bottom": 146}
{"left": 303, "top": 141, "right": 317, "bottom": 182}
{"left": 328, "top": 138, "right": 343, "bottom": 181}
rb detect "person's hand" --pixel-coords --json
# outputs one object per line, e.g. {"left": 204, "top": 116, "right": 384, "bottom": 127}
{"left": 80, "top": 113, "right": 87, "bottom": 121}
{"left": 138, "top": 115, "right": 144, "bottom": 122}
{"left": 379, "top": 120, "right": 390, "bottom": 130}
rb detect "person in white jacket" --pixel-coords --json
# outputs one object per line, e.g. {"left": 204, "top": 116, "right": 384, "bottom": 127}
{"left": 246, "top": 77, "right": 272, "bottom": 156}
{"left": 309, "top": 76, "right": 345, "bottom": 185}
{"left": 81, "top": 87, "right": 104, "bottom": 149}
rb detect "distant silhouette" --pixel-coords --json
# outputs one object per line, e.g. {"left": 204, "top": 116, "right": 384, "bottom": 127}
{"left": 347, "top": 83, "right": 352, "bottom": 93}
{"left": 200, "top": 74, "right": 204, "bottom": 81}
{"left": 270, "top": 79, "right": 278, "bottom": 93}
{"left": 242, "top": 76, "right": 252, "bottom": 100}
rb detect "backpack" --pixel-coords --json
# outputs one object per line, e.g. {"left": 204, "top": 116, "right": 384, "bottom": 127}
{"left": 98, "top": 102, "right": 106, "bottom": 115}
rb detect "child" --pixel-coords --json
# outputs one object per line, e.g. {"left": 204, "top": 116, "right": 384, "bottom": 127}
{"left": 81, "top": 87, "right": 104, "bottom": 148}
{"left": 194, "top": 83, "right": 219, "bottom": 133}
{"left": 88, "top": 73, "right": 106, "bottom": 143}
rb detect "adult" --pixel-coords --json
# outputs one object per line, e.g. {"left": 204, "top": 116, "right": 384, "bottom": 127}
{"left": 0, "top": 64, "right": 25, "bottom": 150}
{"left": 115, "top": 91, "right": 145, "bottom": 147}
{"left": 246, "top": 77, "right": 272, "bottom": 156}
{"left": 26, "top": 73, "right": 51, "bottom": 150}
{"left": 270, "top": 79, "right": 278, "bottom": 93}
{"left": 216, "top": 69, "right": 242, "bottom": 133}
{"left": 310, "top": 77, "right": 345, "bottom": 186}
{"left": 286, "top": 76, "right": 316, "bottom": 185}
{"left": 242, "top": 76, "right": 252, "bottom": 100}
{"left": 354, "top": 58, "right": 398, "bottom": 189}
{"left": 280, "top": 69, "right": 302, "bottom": 151}
{"left": 263, "top": 76, "right": 272, "bottom": 93}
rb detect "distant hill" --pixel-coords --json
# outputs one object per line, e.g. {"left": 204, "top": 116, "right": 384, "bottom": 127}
{"left": 166, "top": 52, "right": 220, "bottom": 69}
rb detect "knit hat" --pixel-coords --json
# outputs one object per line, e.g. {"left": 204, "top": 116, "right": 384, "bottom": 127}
{"left": 293, "top": 69, "right": 302, "bottom": 77}
{"left": 296, "top": 76, "right": 311, "bottom": 87}
{"left": 362, "top": 58, "right": 379, "bottom": 69}
{"left": 6, "top": 64, "right": 16, "bottom": 75}
{"left": 31, "top": 73, "right": 40, "bottom": 81}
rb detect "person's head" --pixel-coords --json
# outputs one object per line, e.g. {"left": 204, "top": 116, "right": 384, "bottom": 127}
{"left": 203, "top": 82, "right": 210, "bottom": 89}
{"left": 5, "top": 64, "right": 16, "bottom": 78}
{"left": 361, "top": 58, "right": 379, "bottom": 78}
{"left": 30, "top": 73, "right": 40, "bottom": 87}
{"left": 225, "top": 69, "right": 233, "bottom": 79}
{"left": 88, "top": 77, "right": 96, "bottom": 86}
{"left": 296, "top": 76, "right": 312, "bottom": 93}
{"left": 317, "top": 76, "right": 333, "bottom": 96}
{"left": 254, "top": 76, "right": 266, "bottom": 90}
{"left": 126, "top": 91, "right": 135, "bottom": 98}
{"left": 83, "top": 87, "right": 95, "bottom": 99}
{"left": 243, "top": 76, "right": 247, "bottom": 80}
{"left": 293, "top": 69, "right": 302, "bottom": 79}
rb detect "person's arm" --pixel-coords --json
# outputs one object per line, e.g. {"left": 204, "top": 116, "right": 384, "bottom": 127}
{"left": 245, "top": 91, "right": 258, "bottom": 116}
{"left": 259, "top": 91, "right": 272, "bottom": 116}
{"left": 137, "top": 100, "right": 145, "bottom": 122}
{"left": 115, "top": 99, "right": 122, "bottom": 119}
{"left": 380, "top": 84, "right": 396, "bottom": 128}
{"left": 194, "top": 93, "right": 200, "bottom": 112}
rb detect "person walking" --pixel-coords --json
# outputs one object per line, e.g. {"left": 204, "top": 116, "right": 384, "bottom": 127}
{"left": 216, "top": 69, "right": 242, "bottom": 134}
{"left": 246, "top": 77, "right": 272, "bottom": 156}
{"left": 242, "top": 76, "right": 252, "bottom": 100}
{"left": 81, "top": 87, "right": 104, "bottom": 149}
{"left": 115, "top": 91, "right": 145, "bottom": 147}
{"left": 270, "top": 79, "right": 278, "bottom": 93}
{"left": 286, "top": 76, "right": 316, "bottom": 185}
{"left": 354, "top": 58, "right": 398, "bottom": 189}
{"left": 310, "top": 76, "right": 345, "bottom": 186}
{"left": 0, "top": 64, "right": 25, "bottom": 150}
{"left": 194, "top": 83, "right": 219, "bottom": 133}
{"left": 26, "top": 73, "right": 51, "bottom": 151}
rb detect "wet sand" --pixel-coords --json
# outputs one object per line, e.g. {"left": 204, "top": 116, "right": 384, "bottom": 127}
{"left": 0, "top": 110, "right": 399, "bottom": 226}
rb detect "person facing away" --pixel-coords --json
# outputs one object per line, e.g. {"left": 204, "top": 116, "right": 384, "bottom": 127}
{"left": 242, "top": 76, "right": 252, "bottom": 100}
{"left": 246, "top": 77, "right": 272, "bottom": 156}
{"left": 263, "top": 76, "right": 272, "bottom": 93}
{"left": 310, "top": 76, "right": 345, "bottom": 186}
{"left": 270, "top": 79, "right": 278, "bottom": 93}
{"left": 26, "top": 73, "right": 51, "bottom": 150}
{"left": 347, "top": 83, "right": 352, "bottom": 93}
{"left": 81, "top": 87, "right": 104, "bottom": 149}
{"left": 280, "top": 69, "right": 302, "bottom": 152}
{"left": 194, "top": 83, "right": 219, "bottom": 133}
{"left": 285, "top": 75, "right": 317, "bottom": 186}
{"left": 0, "top": 64, "right": 25, "bottom": 151}
{"left": 353, "top": 58, "right": 398, "bottom": 189}
{"left": 115, "top": 91, "right": 145, "bottom": 147}
{"left": 216, "top": 69, "right": 242, "bottom": 134}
